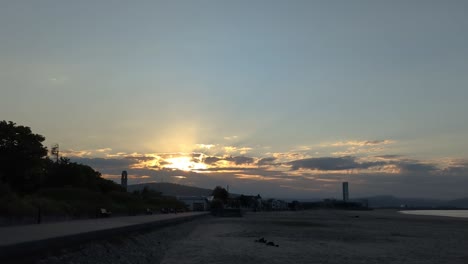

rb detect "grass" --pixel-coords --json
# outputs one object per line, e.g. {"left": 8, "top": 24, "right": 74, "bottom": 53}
{"left": 0, "top": 184, "right": 187, "bottom": 225}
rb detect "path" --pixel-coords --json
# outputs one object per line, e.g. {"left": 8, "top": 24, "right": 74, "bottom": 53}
{"left": 0, "top": 212, "right": 208, "bottom": 261}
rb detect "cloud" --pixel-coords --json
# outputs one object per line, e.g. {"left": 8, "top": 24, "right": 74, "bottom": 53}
{"left": 443, "top": 165, "right": 468, "bottom": 175}
{"left": 224, "top": 136, "right": 238, "bottom": 140}
{"left": 226, "top": 156, "right": 255, "bottom": 165}
{"left": 63, "top": 147, "right": 113, "bottom": 158}
{"left": 395, "top": 160, "right": 438, "bottom": 174}
{"left": 204, "top": 156, "right": 222, "bottom": 165}
{"left": 106, "top": 152, "right": 128, "bottom": 158}
{"left": 69, "top": 148, "right": 468, "bottom": 200}
{"left": 270, "top": 152, "right": 310, "bottom": 162}
{"left": 191, "top": 153, "right": 203, "bottom": 163}
{"left": 235, "top": 174, "right": 280, "bottom": 181}
{"left": 374, "top": 154, "right": 404, "bottom": 159}
{"left": 124, "top": 155, "right": 156, "bottom": 161}
{"left": 196, "top": 144, "right": 215, "bottom": 149}
{"left": 195, "top": 167, "right": 248, "bottom": 172}
{"left": 288, "top": 156, "right": 385, "bottom": 171}
{"left": 202, "top": 155, "right": 254, "bottom": 166}
{"left": 330, "top": 140, "right": 394, "bottom": 147}
{"left": 158, "top": 160, "right": 170, "bottom": 166}
{"left": 257, "top": 157, "right": 277, "bottom": 166}
{"left": 331, "top": 147, "right": 386, "bottom": 156}
{"left": 96, "top": 148, "right": 112, "bottom": 153}
{"left": 71, "top": 157, "right": 135, "bottom": 175}
{"left": 440, "top": 159, "right": 468, "bottom": 175}
{"left": 224, "top": 146, "right": 252, "bottom": 154}
{"left": 62, "top": 149, "right": 93, "bottom": 157}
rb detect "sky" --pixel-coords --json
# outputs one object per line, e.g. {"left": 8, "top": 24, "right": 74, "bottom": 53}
{"left": 1, "top": 0, "right": 468, "bottom": 200}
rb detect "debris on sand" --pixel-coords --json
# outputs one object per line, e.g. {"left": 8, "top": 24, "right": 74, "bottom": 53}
{"left": 255, "top": 238, "right": 279, "bottom": 247}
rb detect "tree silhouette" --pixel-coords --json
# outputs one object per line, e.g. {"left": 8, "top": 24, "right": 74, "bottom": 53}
{"left": 212, "top": 186, "right": 229, "bottom": 203}
{"left": 0, "top": 121, "right": 48, "bottom": 192}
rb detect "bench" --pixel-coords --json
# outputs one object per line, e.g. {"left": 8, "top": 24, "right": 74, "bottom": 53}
{"left": 99, "top": 208, "right": 112, "bottom": 217}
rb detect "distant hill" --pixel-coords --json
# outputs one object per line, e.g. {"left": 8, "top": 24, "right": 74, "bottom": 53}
{"left": 442, "top": 198, "right": 468, "bottom": 208}
{"left": 354, "top": 195, "right": 468, "bottom": 208}
{"left": 127, "top": 182, "right": 213, "bottom": 197}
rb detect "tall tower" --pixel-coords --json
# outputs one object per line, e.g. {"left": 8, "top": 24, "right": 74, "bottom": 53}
{"left": 121, "top": 171, "right": 128, "bottom": 190}
{"left": 342, "top": 182, "right": 349, "bottom": 202}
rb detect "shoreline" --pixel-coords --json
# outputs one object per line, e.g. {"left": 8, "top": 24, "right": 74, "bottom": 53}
{"left": 399, "top": 209, "right": 468, "bottom": 219}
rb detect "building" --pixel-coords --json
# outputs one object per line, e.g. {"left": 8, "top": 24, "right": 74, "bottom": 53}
{"left": 177, "top": 196, "right": 212, "bottom": 211}
{"left": 342, "top": 182, "right": 349, "bottom": 202}
{"left": 270, "top": 199, "right": 289, "bottom": 210}
{"left": 121, "top": 171, "right": 128, "bottom": 190}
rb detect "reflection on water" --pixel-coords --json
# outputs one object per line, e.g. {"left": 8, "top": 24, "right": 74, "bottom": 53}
{"left": 400, "top": 210, "right": 468, "bottom": 218}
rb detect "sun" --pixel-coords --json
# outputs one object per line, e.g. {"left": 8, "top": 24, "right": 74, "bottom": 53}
{"left": 164, "top": 156, "right": 207, "bottom": 171}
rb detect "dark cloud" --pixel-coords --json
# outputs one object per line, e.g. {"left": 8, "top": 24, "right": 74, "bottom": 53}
{"left": 442, "top": 160, "right": 468, "bottom": 175}
{"left": 288, "top": 156, "right": 440, "bottom": 174}
{"left": 72, "top": 157, "right": 135, "bottom": 169}
{"left": 288, "top": 156, "right": 385, "bottom": 171}
{"left": 204, "top": 156, "right": 221, "bottom": 164}
{"left": 71, "top": 157, "right": 136, "bottom": 174}
{"left": 395, "top": 161, "right": 438, "bottom": 174}
{"left": 203, "top": 155, "right": 254, "bottom": 165}
{"left": 443, "top": 166, "right": 468, "bottom": 175}
{"left": 124, "top": 156, "right": 155, "bottom": 161}
{"left": 191, "top": 153, "right": 202, "bottom": 158}
{"left": 258, "top": 157, "right": 277, "bottom": 166}
{"left": 190, "top": 153, "right": 203, "bottom": 163}
{"left": 225, "top": 156, "right": 254, "bottom": 165}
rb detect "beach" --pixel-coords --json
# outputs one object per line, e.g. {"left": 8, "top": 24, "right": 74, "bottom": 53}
{"left": 161, "top": 210, "right": 468, "bottom": 264}
{"left": 37, "top": 210, "right": 468, "bottom": 264}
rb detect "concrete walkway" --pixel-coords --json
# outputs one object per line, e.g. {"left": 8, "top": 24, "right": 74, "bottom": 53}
{"left": 0, "top": 212, "right": 209, "bottom": 260}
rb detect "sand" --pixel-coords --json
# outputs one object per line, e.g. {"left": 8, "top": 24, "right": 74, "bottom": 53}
{"left": 35, "top": 210, "right": 468, "bottom": 264}
{"left": 161, "top": 210, "right": 468, "bottom": 264}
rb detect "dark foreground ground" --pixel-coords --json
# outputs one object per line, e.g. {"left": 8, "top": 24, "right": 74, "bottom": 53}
{"left": 34, "top": 210, "right": 468, "bottom": 264}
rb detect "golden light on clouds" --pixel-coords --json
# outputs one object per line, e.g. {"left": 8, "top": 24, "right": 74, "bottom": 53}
{"left": 223, "top": 146, "right": 252, "bottom": 154}
{"left": 196, "top": 144, "right": 215, "bottom": 149}
{"left": 235, "top": 174, "right": 278, "bottom": 181}
{"left": 163, "top": 156, "right": 207, "bottom": 171}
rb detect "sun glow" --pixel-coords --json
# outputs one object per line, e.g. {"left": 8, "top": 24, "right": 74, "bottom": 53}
{"left": 163, "top": 156, "right": 207, "bottom": 171}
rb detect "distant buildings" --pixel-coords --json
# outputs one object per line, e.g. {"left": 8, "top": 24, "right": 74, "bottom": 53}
{"left": 177, "top": 196, "right": 212, "bottom": 211}
{"left": 269, "top": 199, "right": 289, "bottom": 210}
{"left": 121, "top": 170, "right": 128, "bottom": 190}
{"left": 342, "top": 182, "right": 349, "bottom": 202}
